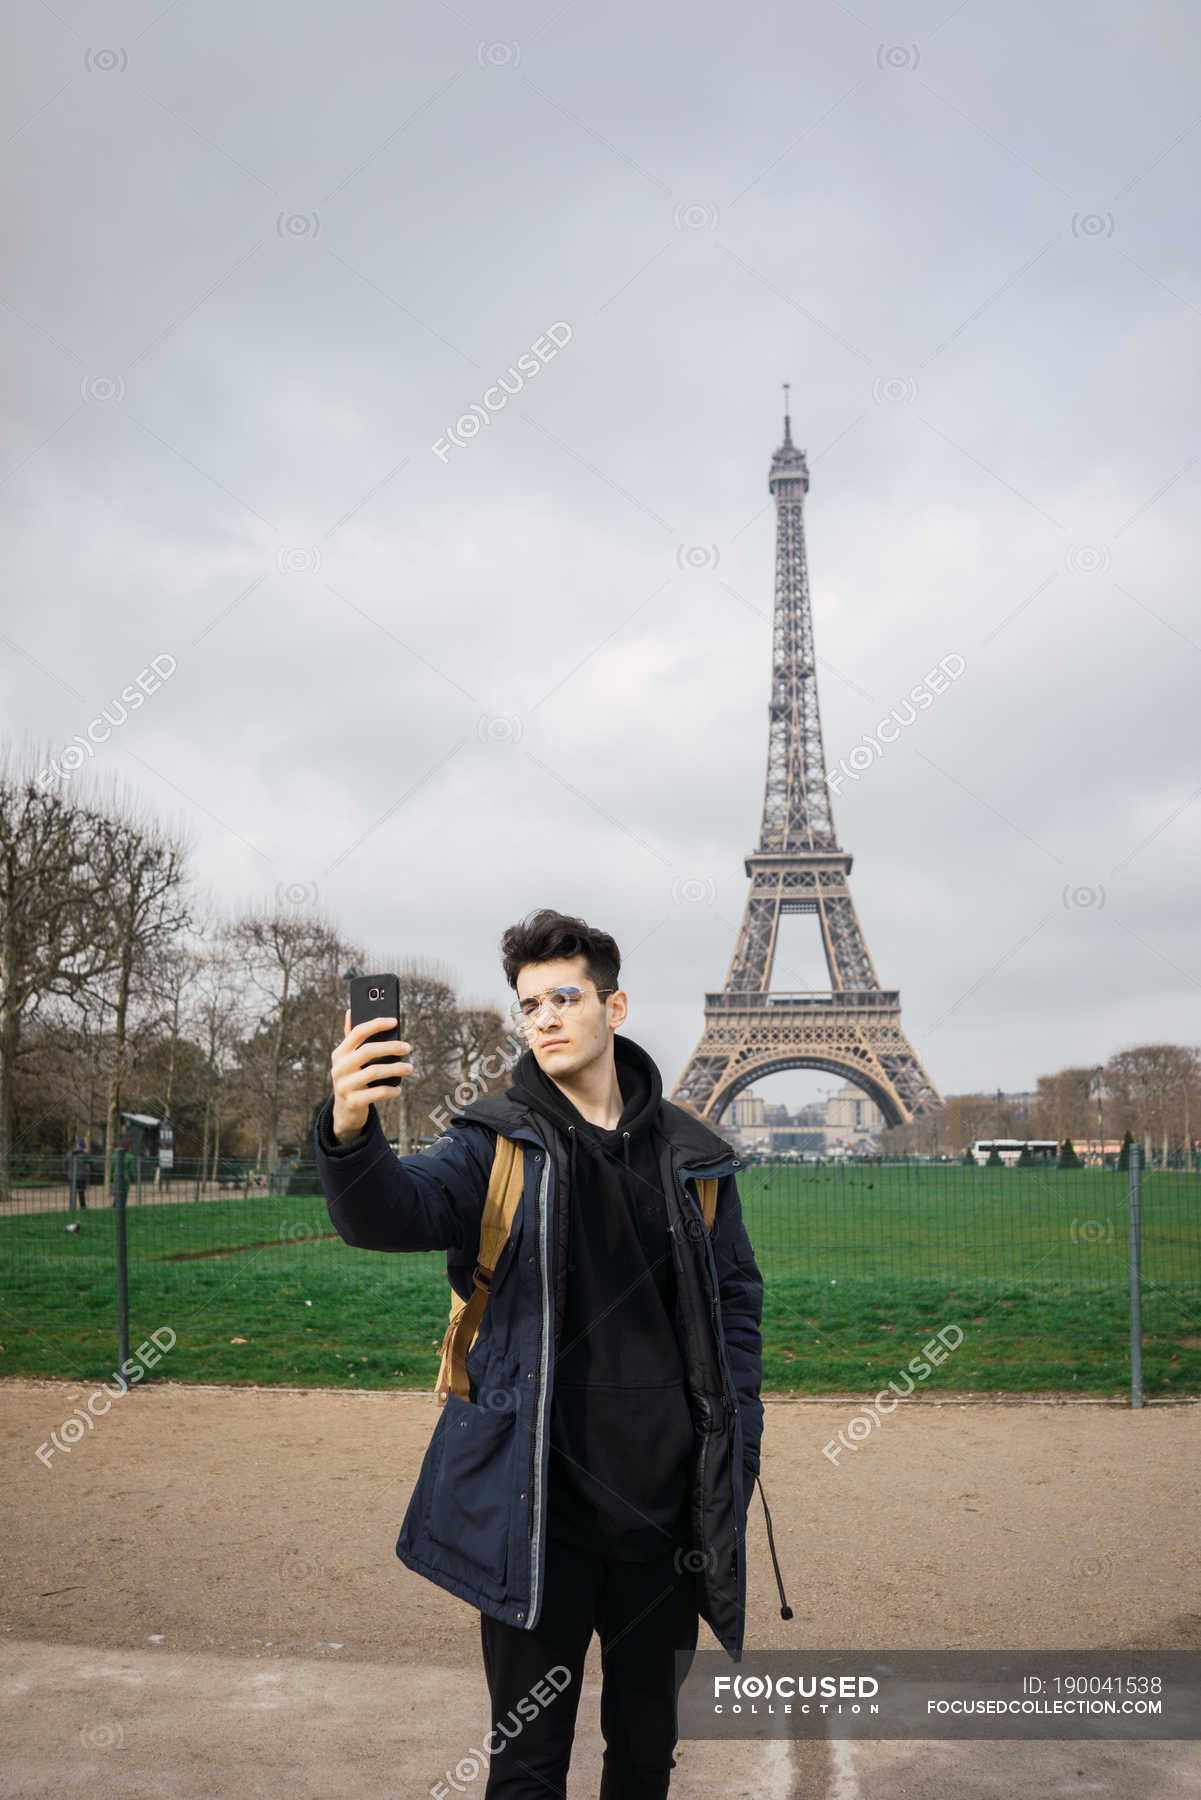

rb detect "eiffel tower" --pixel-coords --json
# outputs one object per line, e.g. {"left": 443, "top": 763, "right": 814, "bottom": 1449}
{"left": 671, "top": 394, "right": 943, "bottom": 1129}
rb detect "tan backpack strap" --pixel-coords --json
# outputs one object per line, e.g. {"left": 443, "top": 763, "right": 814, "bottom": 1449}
{"left": 696, "top": 1175, "right": 718, "bottom": 1232}
{"left": 435, "top": 1134, "right": 525, "bottom": 1405}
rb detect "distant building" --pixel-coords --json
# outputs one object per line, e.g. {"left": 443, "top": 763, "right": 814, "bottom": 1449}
{"left": 825, "top": 1082, "right": 884, "bottom": 1153}
{"left": 733, "top": 1092, "right": 766, "bottom": 1128}
{"left": 731, "top": 1089, "right": 772, "bottom": 1155}
{"left": 727, "top": 1085, "right": 881, "bottom": 1158}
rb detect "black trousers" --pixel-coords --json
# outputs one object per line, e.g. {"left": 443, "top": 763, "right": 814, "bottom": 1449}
{"left": 478, "top": 1531, "right": 700, "bottom": 1799}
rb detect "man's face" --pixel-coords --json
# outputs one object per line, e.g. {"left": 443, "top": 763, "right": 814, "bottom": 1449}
{"left": 513, "top": 954, "right": 626, "bottom": 1078}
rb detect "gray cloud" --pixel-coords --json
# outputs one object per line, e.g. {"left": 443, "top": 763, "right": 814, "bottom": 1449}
{"left": 4, "top": 0, "right": 1197, "bottom": 1111}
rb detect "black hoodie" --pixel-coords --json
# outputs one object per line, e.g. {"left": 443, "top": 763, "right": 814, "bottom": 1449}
{"left": 511, "top": 1033, "right": 697, "bottom": 1561}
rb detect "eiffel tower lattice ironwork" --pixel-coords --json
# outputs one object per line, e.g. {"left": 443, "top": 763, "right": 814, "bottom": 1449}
{"left": 670, "top": 397, "right": 943, "bottom": 1129}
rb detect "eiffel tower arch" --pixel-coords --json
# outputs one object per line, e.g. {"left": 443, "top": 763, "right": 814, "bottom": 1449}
{"left": 671, "top": 396, "right": 943, "bottom": 1132}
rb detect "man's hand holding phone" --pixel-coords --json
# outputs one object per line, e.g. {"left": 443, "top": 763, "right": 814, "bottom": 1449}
{"left": 330, "top": 1010, "right": 414, "bottom": 1145}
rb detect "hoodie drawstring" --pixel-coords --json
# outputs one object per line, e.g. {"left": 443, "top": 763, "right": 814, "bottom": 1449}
{"left": 754, "top": 1475, "right": 793, "bottom": 1619}
{"left": 565, "top": 1124, "right": 630, "bottom": 1191}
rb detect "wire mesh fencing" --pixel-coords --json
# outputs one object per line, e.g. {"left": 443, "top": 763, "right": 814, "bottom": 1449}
{"left": 1, "top": 1150, "right": 1197, "bottom": 1401}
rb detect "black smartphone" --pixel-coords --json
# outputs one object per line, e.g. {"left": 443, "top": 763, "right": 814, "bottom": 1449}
{"left": 348, "top": 973, "right": 407, "bottom": 1076}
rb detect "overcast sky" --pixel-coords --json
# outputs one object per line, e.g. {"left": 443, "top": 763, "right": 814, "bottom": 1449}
{"left": 4, "top": 0, "right": 1198, "bottom": 1116}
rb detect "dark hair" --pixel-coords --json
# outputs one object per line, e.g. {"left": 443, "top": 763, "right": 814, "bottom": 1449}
{"left": 499, "top": 907, "right": 621, "bottom": 998}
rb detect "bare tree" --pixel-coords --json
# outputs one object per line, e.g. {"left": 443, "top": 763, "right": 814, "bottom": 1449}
{"left": 1106, "top": 1044, "right": 1201, "bottom": 1166}
{"left": 142, "top": 940, "right": 201, "bottom": 1121}
{"left": 285, "top": 950, "right": 366, "bottom": 1156}
{"left": 14, "top": 990, "right": 113, "bottom": 1151}
{"left": 449, "top": 1002, "right": 513, "bottom": 1090}
{"left": 93, "top": 804, "right": 192, "bottom": 1198}
{"left": 224, "top": 909, "right": 352, "bottom": 1168}
{"left": 1030, "top": 1067, "right": 1098, "bottom": 1144}
{"left": 0, "top": 756, "right": 117, "bottom": 1200}
{"left": 189, "top": 928, "right": 245, "bottom": 1178}
{"left": 117, "top": 931, "right": 220, "bottom": 1183}
{"left": 366, "top": 957, "right": 476, "bottom": 1154}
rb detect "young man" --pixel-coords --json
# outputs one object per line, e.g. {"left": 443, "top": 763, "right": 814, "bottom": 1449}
{"left": 314, "top": 908, "right": 789, "bottom": 1798}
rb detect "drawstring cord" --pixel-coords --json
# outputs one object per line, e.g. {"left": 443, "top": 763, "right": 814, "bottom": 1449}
{"left": 754, "top": 1475, "right": 793, "bottom": 1618}
{"left": 565, "top": 1125, "right": 633, "bottom": 1249}
{"left": 565, "top": 1122, "right": 629, "bottom": 1179}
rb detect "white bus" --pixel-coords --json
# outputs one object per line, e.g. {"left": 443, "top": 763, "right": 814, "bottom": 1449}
{"left": 968, "top": 1138, "right": 1059, "bottom": 1167}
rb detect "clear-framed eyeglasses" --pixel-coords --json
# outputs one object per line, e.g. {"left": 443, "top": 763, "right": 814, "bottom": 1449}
{"left": 509, "top": 984, "right": 616, "bottom": 1035}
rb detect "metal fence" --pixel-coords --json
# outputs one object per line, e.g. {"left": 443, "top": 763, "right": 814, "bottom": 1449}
{"left": 3, "top": 1152, "right": 270, "bottom": 1208}
{"left": 2, "top": 1147, "right": 1198, "bottom": 1402}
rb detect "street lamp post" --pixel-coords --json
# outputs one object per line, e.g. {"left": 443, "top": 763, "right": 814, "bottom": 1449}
{"left": 1093, "top": 1065, "right": 1104, "bottom": 1168}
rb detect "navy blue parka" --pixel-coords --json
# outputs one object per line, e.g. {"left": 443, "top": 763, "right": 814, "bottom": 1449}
{"left": 314, "top": 1037, "right": 776, "bottom": 1661}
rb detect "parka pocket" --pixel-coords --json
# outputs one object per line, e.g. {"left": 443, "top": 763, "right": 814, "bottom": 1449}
{"left": 426, "top": 1392, "right": 518, "bottom": 1583}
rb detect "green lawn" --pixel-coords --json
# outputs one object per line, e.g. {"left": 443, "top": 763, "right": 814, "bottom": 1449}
{"left": 1, "top": 1164, "right": 1197, "bottom": 1396}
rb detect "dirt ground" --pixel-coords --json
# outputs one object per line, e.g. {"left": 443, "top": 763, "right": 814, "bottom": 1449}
{"left": 2, "top": 1379, "right": 1199, "bottom": 1798}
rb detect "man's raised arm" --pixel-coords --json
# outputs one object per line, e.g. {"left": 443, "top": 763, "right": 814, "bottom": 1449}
{"left": 313, "top": 1010, "right": 490, "bottom": 1254}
